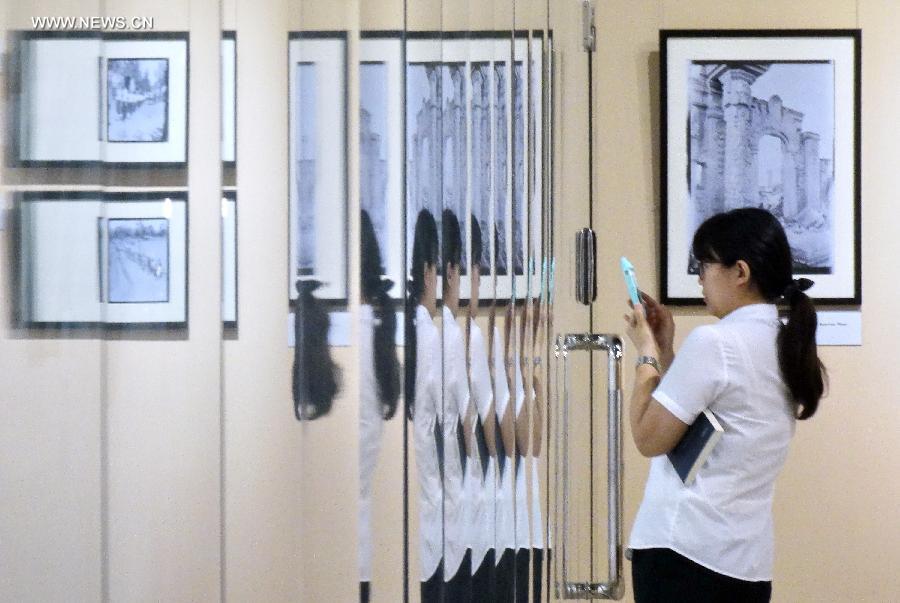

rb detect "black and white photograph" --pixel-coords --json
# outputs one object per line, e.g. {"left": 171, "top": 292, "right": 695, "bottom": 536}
{"left": 107, "top": 218, "right": 170, "bottom": 303}
{"left": 107, "top": 58, "right": 169, "bottom": 143}
{"left": 661, "top": 30, "right": 860, "bottom": 304}
{"left": 687, "top": 61, "right": 834, "bottom": 274}
{"left": 493, "top": 61, "right": 509, "bottom": 278}
{"left": 470, "top": 61, "right": 492, "bottom": 276}
{"left": 406, "top": 61, "right": 442, "bottom": 273}
{"left": 404, "top": 35, "right": 540, "bottom": 303}
{"left": 17, "top": 192, "right": 187, "bottom": 326}
{"left": 360, "top": 62, "right": 389, "bottom": 260}
{"left": 16, "top": 33, "right": 187, "bottom": 165}
{"left": 288, "top": 35, "right": 347, "bottom": 301}
{"left": 528, "top": 35, "right": 545, "bottom": 299}
{"left": 512, "top": 60, "right": 525, "bottom": 279}
{"left": 360, "top": 35, "right": 404, "bottom": 299}
{"left": 295, "top": 62, "right": 317, "bottom": 277}
{"left": 442, "top": 62, "right": 468, "bottom": 274}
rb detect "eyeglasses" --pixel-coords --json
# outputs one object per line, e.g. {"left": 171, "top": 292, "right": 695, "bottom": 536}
{"left": 697, "top": 261, "right": 719, "bottom": 277}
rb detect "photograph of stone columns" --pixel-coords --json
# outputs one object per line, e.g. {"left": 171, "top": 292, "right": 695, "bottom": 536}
{"left": 687, "top": 61, "right": 834, "bottom": 274}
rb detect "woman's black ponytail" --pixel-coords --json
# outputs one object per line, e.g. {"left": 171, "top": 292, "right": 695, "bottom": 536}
{"left": 292, "top": 279, "right": 341, "bottom": 421}
{"left": 360, "top": 210, "right": 401, "bottom": 420}
{"left": 692, "top": 208, "right": 826, "bottom": 420}
{"left": 777, "top": 279, "right": 825, "bottom": 419}
{"left": 373, "top": 280, "right": 400, "bottom": 419}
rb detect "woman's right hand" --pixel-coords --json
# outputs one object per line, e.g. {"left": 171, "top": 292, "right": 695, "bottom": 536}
{"left": 637, "top": 291, "right": 674, "bottom": 356}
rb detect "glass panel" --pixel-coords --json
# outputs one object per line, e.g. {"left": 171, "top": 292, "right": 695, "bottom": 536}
{"left": 406, "top": 3, "right": 443, "bottom": 599}
{"left": 359, "top": 6, "right": 406, "bottom": 601}
{"left": 3, "top": 0, "right": 224, "bottom": 601}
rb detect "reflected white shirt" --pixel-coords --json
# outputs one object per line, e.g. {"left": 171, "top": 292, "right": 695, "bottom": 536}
{"left": 628, "top": 304, "right": 795, "bottom": 581}
{"left": 467, "top": 320, "right": 495, "bottom": 569}
{"left": 441, "top": 305, "right": 470, "bottom": 577}
{"left": 413, "top": 304, "right": 442, "bottom": 580}
{"left": 514, "top": 354, "right": 529, "bottom": 550}
{"left": 358, "top": 305, "right": 383, "bottom": 582}
{"left": 493, "top": 325, "right": 516, "bottom": 554}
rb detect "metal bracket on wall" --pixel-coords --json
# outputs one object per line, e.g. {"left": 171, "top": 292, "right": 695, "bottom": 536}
{"left": 582, "top": 0, "right": 596, "bottom": 53}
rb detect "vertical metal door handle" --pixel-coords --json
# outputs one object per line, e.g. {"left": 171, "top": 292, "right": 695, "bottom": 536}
{"left": 554, "top": 333, "right": 625, "bottom": 599}
{"left": 574, "top": 229, "right": 596, "bottom": 305}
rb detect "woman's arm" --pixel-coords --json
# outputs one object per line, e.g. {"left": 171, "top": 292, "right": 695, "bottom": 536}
{"left": 628, "top": 364, "right": 688, "bottom": 457}
{"left": 624, "top": 303, "right": 688, "bottom": 457}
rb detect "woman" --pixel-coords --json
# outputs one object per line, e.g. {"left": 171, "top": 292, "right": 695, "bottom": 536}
{"left": 405, "top": 209, "right": 443, "bottom": 602}
{"left": 358, "top": 210, "right": 400, "bottom": 602}
{"left": 466, "top": 217, "right": 498, "bottom": 602}
{"left": 439, "top": 208, "right": 474, "bottom": 601}
{"left": 623, "top": 208, "right": 826, "bottom": 602}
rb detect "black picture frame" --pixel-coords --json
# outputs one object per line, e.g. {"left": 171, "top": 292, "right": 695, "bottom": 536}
{"left": 660, "top": 29, "right": 861, "bottom": 305}
{"left": 16, "top": 190, "right": 189, "bottom": 328}
{"left": 14, "top": 31, "right": 189, "bottom": 167}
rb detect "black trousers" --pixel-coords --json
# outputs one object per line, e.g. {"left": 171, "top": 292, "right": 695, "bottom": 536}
{"left": 444, "top": 549, "right": 473, "bottom": 603}
{"left": 531, "top": 548, "right": 544, "bottom": 603}
{"left": 421, "top": 560, "right": 443, "bottom": 603}
{"left": 631, "top": 548, "right": 772, "bottom": 603}
{"left": 495, "top": 548, "right": 516, "bottom": 603}
{"left": 515, "top": 548, "right": 530, "bottom": 603}
{"left": 472, "top": 549, "right": 496, "bottom": 603}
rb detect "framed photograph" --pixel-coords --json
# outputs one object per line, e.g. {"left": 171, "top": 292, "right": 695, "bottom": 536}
{"left": 16, "top": 32, "right": 188, "bottom": 166}
{"left": 222, "top": 32, "right": 236, "bottom": 165}
{"left": 360, "top": 34, "right": 403, "bottom": 300}
{"left": 660, "top": 30, "right": 861, "bottom": 304}
{"left": 288, "top": 33, "right": 347, "bottom": 302}
{"left": 222, "top": 191, "right": 237, "bottom": 327}
{"left": 405, "top": 33, "right": 541, "bottom": 304}
{"left": 17, "top": 191, "right": 187, "bottom": 327}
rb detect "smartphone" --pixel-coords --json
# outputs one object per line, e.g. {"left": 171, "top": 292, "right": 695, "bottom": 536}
{"left": 620, "top": 256, "right": 641, "bottom": 306}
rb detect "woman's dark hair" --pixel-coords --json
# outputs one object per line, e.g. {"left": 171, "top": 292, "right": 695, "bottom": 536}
{"left": 692, "top": 207, "right": 826, "bottom": 419}
{"left": 292, "top": 279, "right": 341, "bottom": 420}
{"left": 405, "top": 209, "right": 439, "bottom": 420}
{"left": 471, "top": 214, "right": 485, "bottom": 272}
{"left": 361, "top": 210, "right": 401, "bottom": 419}
{"left": 442, "top": 209, "right": 462, "bottom": 278}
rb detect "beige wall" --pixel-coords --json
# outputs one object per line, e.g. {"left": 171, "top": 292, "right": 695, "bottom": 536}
{"left": 2, "top": 1, "right": 898, "bottom": 602}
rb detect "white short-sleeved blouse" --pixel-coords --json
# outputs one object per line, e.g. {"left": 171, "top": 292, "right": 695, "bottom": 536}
{"left": 628, "top": 303, "right": 796, "bottom": 582}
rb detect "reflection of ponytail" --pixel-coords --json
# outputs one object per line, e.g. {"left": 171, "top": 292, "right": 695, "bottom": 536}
{"left": 404, "top": 282, "right": 419, "bottom": 421}
{"left": 778, "top": 282, "right": 825, "bottom": 420}
{"left": 360, "top": 210, "right": 400, "bottom": 419}
{"left": 373, "top": 280, "right": 400, "bottom": 419}
{"left": 292, "top": 280, "right": 341, "bottom": 421}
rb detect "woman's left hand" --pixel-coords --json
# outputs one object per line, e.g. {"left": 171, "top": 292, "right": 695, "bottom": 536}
{"left": 623, "top": 303, "right": 661, "bottom": 359}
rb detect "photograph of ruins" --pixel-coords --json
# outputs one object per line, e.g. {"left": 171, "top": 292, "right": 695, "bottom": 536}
{"left": 687, "top": 60, "right": 835, "bottom": 274}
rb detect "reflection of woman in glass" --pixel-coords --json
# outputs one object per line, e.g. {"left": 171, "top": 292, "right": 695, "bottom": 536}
{"left": 513, "top": 304, "right": 530, "bottom": 603}
{"left": 493, "top": 226, "right": 517, "bottom": 603}
{"left": 404, "top": 209, "right": 443, "bottom": 602}
{"left": 358, "top": 211, "right": 400, "bottom": 603}
{"left": 439, "top": 209, "right": 473, "bottom": 600}
{"left": 529, "top": 277, "right": 547, "bottom": 603}
{"left": 466, "top": 217, "right": 497, "bottom": 602}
